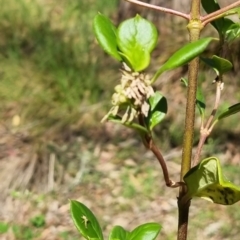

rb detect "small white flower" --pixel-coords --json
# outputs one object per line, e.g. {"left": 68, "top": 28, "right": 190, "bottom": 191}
{"left": 102, "top": 63, "right": 154, "bottom": 122}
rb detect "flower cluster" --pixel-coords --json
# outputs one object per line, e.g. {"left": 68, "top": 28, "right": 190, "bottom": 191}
{"left": 102, "top": 63, "right": 154, "bottom": 123}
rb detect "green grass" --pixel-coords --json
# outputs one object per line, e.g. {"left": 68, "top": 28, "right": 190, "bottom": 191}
{"left": 0, "top": 0, "right": 118, "bottom": 136}
{"left": 0, "top": 222, "right": 9, "bottom": 234}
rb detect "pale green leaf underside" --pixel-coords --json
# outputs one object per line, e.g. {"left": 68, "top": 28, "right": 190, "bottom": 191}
{"left": 184, "top": 157, "right": 240, "bottom": 205}
{"left": 200, "top": 55, "right": 232, "bottom": 75}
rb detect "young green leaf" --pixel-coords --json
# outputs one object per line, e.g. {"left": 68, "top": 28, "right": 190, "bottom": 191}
{"left": 152, "top": 38, "right": 214, "bottom": 82}
{"left": 201, "top": 0, "right": 221, "bottom": 13}
{"left": 200, "top": 55, "right": 232, "bottom": 75}
{"left": 109, "top": 226, "right": 130, "bottom": 240}
{"left": 196, "top": 84, "right": 206, "bottom": 118}
{"left": 224, "top": 22, "right": 240, "bottom": 42}
{"left": 149, "top": 91, "right": 166, "bottom": 111}
{"left": 184, "top": 157, "right": 240, "bottom": 205}
{"left": 117, "top": 15, "right": 158, "bottom": 71}
{"left": 93, "top": 13, "right": 122, "bottom": 61}
{"left": 217, "top": 103, "right": 240, "bottom": 120}
{"left": 180, "top": 77, "right": 188, "bottom": 87}
{"left": 149, "top": 111, "right": 166, "bottom": 131}
{"left": 201, "top": 0, "right": 224, "bottom": 34}
{"left": 129, "top": 223, "right": 161, "bottom": 240}
{"left": 70, "top": 200, "right": 104, "bottom": 240}
{"left": 119, "top": 50, "right": 151, "bottom": 73}
{"left": 222, "top": 18, "right": 235, "bottom": 35}
{"left": 145, "top": 92, "right": 167, "bottom": 130}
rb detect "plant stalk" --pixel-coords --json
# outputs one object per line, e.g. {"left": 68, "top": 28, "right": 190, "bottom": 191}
{"left": 177, "top": 1, "right": 202, "bottom": 239}
{"left": 138, "top": 115, "right": 183, "bottom": 188}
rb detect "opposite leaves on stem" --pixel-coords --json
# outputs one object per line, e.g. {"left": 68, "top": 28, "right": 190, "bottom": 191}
{"left": 93, "top": 14, "right": 158, "bottom": 71}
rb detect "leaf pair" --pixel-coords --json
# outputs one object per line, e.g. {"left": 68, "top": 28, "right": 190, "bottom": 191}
{"left": 184, "top": 157, "right": 240, "bottom": 205}
{"left": 70, "top": 200, "right": 161, "bottom": 240}
{"left": 94, "top": 13, "right": 215, "bottom": 77}
{"left": 93, "top": 14, "right": 158, "bottom": 71}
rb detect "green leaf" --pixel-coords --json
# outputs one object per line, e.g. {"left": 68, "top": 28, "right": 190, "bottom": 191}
{"left": 145, "top": 92, "right": 167, "bottom": 130}
{"left": 70, "top": 200, "right": 104, "bottom": 240}
{"left": 222, "top": 18, "right": 235, "bottom": 34}
{"left": 180, "top": 77, "right": 188, "bottom": 87}
{"left": 149, "top": 91, "right": 165, "bottom": 111}
{"left": 109, "top": 226, "right": 130, "bottom": 240}
{"left": 201, "top": 0, "right": 224, "bottom": 34}
{"left": 119, "top": 50, "right": 151, "bottom": 72}
{"left": 200, "top": 55, "right": 232, "bottom": 75}
{"left": 202, "top": 2, "right": 240, "bottom": 38}
{"left": 93, "top": 13, "right": 122, "bottom": 61}
{"left": 117, "top": 14, "right": 158, "bottom": 71}
{"left": 184, "top": 157, "right": 240, "bottom": 205}
{"left": 108, "top": 115, "right": 150, "bottom": 135}
{"left": 149, "top": 111, "right": 166, "bottom": 130}
{"left": 129, "top": 223, "right": 161, "bottom": 240}
{"left": 217, "top": 103, "right": 240, "bottom": 120}
{"left": 224, "top": 22, "right": 240, "bottom": 42}
{"left": 196, "top": 84, "right": 206, "bottom": 117}
{"left": 152, "top": 38, "right": 214, "bottom": 82}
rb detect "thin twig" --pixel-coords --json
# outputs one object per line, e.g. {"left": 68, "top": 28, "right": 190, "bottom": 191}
{"left": 137, "top": 114, "right": 183, "bottom": 188}
{"left": 123, "top": 0, "right": 190, "bottom": 20}
{"left": 205, "top": 79, "right": 222, "bottom": 130}
{"left": 148, "top": 138, "right": 184, "bottom": 188}
{"left": 202, "top": 1, "right": 240, "bottom": 26}
{"left": 192, "top": 78, "right": 222, "bottom": 166}
{"left": 192, "top": 132, "right": 208, "bottom": 167}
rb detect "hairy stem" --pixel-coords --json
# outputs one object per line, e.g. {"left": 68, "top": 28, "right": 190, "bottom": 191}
{"left": 178, "top": 1, "right": 202, "bottom": 239}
